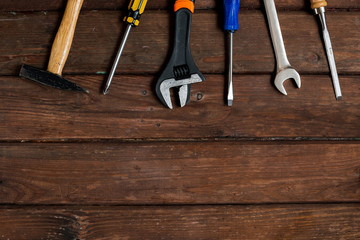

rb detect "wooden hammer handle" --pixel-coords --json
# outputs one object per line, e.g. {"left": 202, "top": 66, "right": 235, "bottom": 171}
{"left": 310, "top": 0, "right": 327, "bottom": 10}
{"left": 47, "top": 0, "right": 84, "bottom": 75}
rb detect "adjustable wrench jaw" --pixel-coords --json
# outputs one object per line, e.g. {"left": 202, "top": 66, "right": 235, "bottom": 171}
{"left": 157, "top": 74, "right": 204, "bottom": 109}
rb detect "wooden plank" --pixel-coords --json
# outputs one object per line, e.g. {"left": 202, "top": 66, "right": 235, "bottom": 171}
{"left": 0, "top": 11, "right": 358, "bottom": 76}
{"left": 1, "top": 205, "right": 359, "bottom": 239}
{"left": 0, "top": 0, "right": 358, "bottom": 11}
{"left": 1, "top": 74, "right": 360, "bottom": 140}
{"left": 1, "top": 142, "right": 359, "bottom": 204}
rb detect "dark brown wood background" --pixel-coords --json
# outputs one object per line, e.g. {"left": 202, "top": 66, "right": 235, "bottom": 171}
{"left": 1, "top": 0, "right": 360, "bottom": 239}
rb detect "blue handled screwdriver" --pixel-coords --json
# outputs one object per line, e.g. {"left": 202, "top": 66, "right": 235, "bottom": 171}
{"left": 224, "top": 0, "right": 240, "bottom": 106}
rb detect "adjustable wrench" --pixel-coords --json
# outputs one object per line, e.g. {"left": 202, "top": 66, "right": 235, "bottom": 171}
{"left": 264, "top": 0, "right": 301, "bottom": 95}
{"left": 155, "top": 0, "right": 205, "bottom": 109}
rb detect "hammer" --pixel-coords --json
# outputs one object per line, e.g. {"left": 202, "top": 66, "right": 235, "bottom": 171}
{"left": 19, "top": 0, "right": 88, "bottom": 93}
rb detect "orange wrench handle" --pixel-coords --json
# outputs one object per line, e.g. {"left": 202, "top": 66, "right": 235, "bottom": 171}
{"left": 174, "top": 0, "right": 195, "bottom": 13}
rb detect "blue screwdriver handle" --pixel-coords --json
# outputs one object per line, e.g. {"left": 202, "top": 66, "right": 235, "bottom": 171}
{"left": 224, "top": 0, "right": 240, "bottom": 32}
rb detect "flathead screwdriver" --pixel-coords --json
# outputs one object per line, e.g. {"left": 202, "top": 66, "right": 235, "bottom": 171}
{"left": 103, "top": 0, "right": 148, "bottom": 95}
{"left": 310, "top": 0, "right": 342, "bottom": 100}
{"left": 224, "top": 0, "right": 240, "bottom": 106}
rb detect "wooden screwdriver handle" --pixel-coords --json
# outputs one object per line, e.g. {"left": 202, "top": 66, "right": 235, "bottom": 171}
{"left": 47, "top": 0, "right": 84, "bottom": 75}
{"left": 310, "top": 0, "right": 327, "bottom": 10}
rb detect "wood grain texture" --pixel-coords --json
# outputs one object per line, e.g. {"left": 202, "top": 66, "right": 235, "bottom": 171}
{"left": 0, "top": 1, "right": 359, "bottom": 238}
{"left": 0, "top": 0, "right": 358, "bottom": 11}
{"left": 1, "top": 75, "right": 360, "bottom": 140}
{"left": 0, "top": 11, "right": 359, "bottom": 76}
{"left": 1, "top": 142, "right": 359, "bottom": 204}
{"left": 1, "top": 205, "right": 359, "bottom": 239}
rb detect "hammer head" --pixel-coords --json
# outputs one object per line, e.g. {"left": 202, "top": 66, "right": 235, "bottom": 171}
{"left": 19, "top": 64, "right": 88, "bottom": 93}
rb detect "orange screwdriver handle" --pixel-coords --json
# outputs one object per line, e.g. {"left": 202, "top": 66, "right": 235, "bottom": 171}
{"left": 174, "top": 0, "right": 195, "bottom": 13}
{"left": 310, "top": 0, "right": 327, "bottom": 10}
{"left": 123, "top": 0, "right": 148, "bottom": 27}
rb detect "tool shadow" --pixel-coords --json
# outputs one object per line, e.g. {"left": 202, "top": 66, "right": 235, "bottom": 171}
{"left": 215, "top": 0, "right": 232, "bottom": 105}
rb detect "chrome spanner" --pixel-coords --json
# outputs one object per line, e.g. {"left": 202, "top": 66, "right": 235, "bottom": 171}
{"left": 264, "top": 0, "right": 301, "bottom": 95}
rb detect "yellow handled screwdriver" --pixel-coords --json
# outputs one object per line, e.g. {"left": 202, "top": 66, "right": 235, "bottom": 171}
{"left": 310, "top": 0, "right": 342, "bottom": 100}
{"left": 103, "top": 0, "right": 148, "bottom": 95}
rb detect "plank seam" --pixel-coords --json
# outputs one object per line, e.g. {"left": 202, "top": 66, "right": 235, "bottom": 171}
{"left": 1, "top": 202, "right": 360, "bottom": 208}
{"left": 1, "top": 8, "right": 360, "bottom": 13}
{"left": 1, "top": 137, "right": 360, "bottom": 144}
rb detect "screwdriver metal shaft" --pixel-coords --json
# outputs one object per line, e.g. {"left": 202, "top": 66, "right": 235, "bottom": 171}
{"left": 311, "top": 0, "right": 342, "bottom": 100}
{"left": 227, "top": 32, "right": 234, "bottom": 106}
{"left": 104, "top": 25, "right": 132, "bottom": 95}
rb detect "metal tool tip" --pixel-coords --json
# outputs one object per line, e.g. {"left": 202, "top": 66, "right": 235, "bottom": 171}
{"left": 227, "top": 100, "right": 233, "bottom": 106}
{"left": 103, "top": 88, "right": 109, "bottom": 95}
{"left": 276, "top": 84, "right": 287, "bottom": 96}
{"left": 77, "top": 85, "right": 89, "bottom": 93}
{"left": 336, "top": 96, "right": 343, "bottom": 101}
{"left": 75, "top": 86, "right": 89, "bottom": 93}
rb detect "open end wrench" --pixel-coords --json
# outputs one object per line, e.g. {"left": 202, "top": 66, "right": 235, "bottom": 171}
{"left": 264, "top": 0, "right": 301, "bottom": 95}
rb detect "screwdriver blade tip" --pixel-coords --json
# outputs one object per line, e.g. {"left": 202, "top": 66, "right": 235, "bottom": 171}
{"left": 336, "top": 96, "right": 343, "bottom": 101}
{"left": 227, "top": 100, "right": 233, "bottom": 106}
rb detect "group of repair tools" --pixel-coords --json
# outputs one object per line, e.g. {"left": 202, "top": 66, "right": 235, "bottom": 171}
{"left": 19, "top": 0, "right": 342, "bottom": 110}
